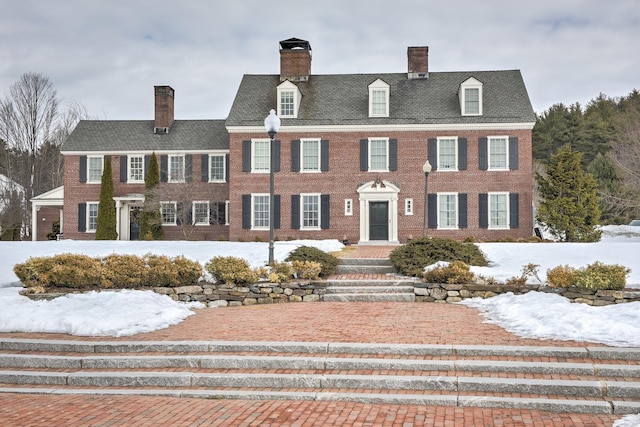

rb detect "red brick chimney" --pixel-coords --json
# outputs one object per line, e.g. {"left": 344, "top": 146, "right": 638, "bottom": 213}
{"left": 279, "top": 38, "right": 312, "bottom": 82}
{"left": 407, "top": 46, "right": 429, "bottom": 79}
{"left": 154, "top": 85, "right": 174, "bottom": 132}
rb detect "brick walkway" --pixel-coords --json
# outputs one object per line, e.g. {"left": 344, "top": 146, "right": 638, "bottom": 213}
{"left": 0, "top": 245, "right": 628, "bottom": 426}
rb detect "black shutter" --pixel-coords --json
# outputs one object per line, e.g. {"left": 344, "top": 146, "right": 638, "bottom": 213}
{"left": 428, "top": 194, "right": 437, "bottom": 229}
{"left": 458, "top": 138, "right": 467, "bottom": 171}
{"left": 458, "top": 193, "right": 468, "bottom": 228}
{"left": 291, "top": 140, "right": 300, "bottom": 172}
{"left": 160, "top": 155, "right": 168, "bottom": 182}
{"left": 479, "top": 137, "right": 488, "bottom": 171}
{"left": 201, "top": 154, "right": 209, "bottom": 182}
{"left": 272, "top": 140, "right": 281, "bottom": 172}
{"left": 219, "top": 201, "right": 226, "bottom": 225}
{"left": 360, "top": 139, "right": 368, "bottom": 171}
{"left": 79, "top": 156, "right": 87, "bottom": 183}
{"left": 78, "top": 203, "right": 86, "bottom": 232}
{"left": 389, "top": 139, "right": 398, "bottom": 171}
{"left": 274, "top": 195, "right": 281, "bottom": 229}
{"left": 321, "top": 194, "right": 330, "bottom": 229}
{"left": 509, "top": 136, "right": 519, "bottom": 170}
{"left": 427, "top": 139, "right": 437, "bottom": 171}
{"left": 176, "top": 203, "right": 183, "bottom": 225}
{"left": 479, "top": 193, "right": 488, "bottom": 228}
{"left": 225, "top": 154, "right": 230, "bottom": 182}
{"left": 242, "top": 140, "right": 251, "bottom": 172}
{"left": 291, "top": 195, "right": 300, "bottom": 229}
{"left": 185, "top": 154, "right": 193, "bottom": 182}
{"left": 209, "top": 203, "right": 216, "bottom": 225}
{"left": 510, "top": 193, "right": 520, "bottom": 228}
{"left": 242, "top": 195, "right": 251, "bottom": 229}
{"left": 321, "top": 139, "right": 329, "bottom": 172}
{"left": 120, "top": 156, "right": 127, "bottom": 182}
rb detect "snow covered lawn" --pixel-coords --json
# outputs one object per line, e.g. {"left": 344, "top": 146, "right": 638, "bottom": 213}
{"left": 0, "top": 226, "right": 638, "bottom": 345}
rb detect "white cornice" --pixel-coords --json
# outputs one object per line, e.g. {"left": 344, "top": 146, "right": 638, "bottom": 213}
{"left": 227, "top": 122, "right": 535, "bottom": 134}
{"left": 61, "top": 149, "right": 229, "bottom": 156}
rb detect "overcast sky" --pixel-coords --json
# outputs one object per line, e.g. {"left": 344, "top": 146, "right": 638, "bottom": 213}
{"left": 1, "top": 0, "right": 637, "bottom": 120}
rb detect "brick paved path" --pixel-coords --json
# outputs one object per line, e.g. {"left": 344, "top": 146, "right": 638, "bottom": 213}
{"left": 0, "top": 245, "right": 628, "bottom": 425}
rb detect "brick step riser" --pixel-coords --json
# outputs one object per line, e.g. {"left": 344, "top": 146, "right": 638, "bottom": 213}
{"left": 1, "top": 371, "right": 639, "bottom": 399}
{"left": 2, "top": 355, "right": 640, "bottom": 377}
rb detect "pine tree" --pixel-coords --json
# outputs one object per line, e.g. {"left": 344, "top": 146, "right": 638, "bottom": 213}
{"left": 139, "top": 152, "right": 164, "bottom": 240}
{"left": 95, "top": 156, "right": 118, "bottom": 240}
{"left": 536, "top": 145, "right": 602, "bottom": 242}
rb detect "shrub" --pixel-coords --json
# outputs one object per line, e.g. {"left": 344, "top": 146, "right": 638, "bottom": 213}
{"left": 13, "top": 254, "right": 104, "bottom": 289}
{"left": 423, "top": 261, "right": 475, "bottom": 284}
{"left": 145, "top": 254, "right": 179, "bottom": 287}
{"left": 172, "top": 256, "right": 203, "bottom": 286}
{"left": 546, "top": 265, "right": 577, "bottom": 288}
{"left": 205, "top": 256, "right": 259, "bottom": 285}
{"left": 292, "top": 260, "right": 322, "bottom": 280}
{"left": 102, "top": 254, "right": 148, "bottom": 288}
{"left": 390, "top": 237, "right": 489, "bottom": 277}
{"left": 285, "top": 246, "right": 339, "bottom": 277}
{"left": 574, "top": 261, "right": 629, "bottom": 291}
{"left": 268, "top": 262, "right": 294, "bottom": 283}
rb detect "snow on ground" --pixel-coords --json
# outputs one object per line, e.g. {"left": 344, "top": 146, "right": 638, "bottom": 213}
{"left": 614, "top": 413, "right": 640, "bottom": 427}
{"left": 0, "top": 226, "right": 638, "bottom": 344}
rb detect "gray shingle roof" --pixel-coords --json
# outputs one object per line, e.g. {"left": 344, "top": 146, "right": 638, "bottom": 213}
{"left": 225, "top": 71, "right": 536, "bottom": 127}
{"left": 61, "top": 120, "right": 228, "bottom": 153}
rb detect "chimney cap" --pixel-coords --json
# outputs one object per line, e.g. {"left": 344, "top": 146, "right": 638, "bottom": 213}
{"left": 279, "top": 38, "right": 311, "bottom": 51}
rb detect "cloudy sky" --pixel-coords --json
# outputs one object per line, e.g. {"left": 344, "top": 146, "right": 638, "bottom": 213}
{"left": 1, "top": 0, "right": 637, "bottom": 120}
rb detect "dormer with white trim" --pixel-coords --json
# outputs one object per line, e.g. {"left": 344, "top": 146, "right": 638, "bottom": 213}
{"left": 459, "top": 77, "right": 483, "bottom": 116}
{"left": 368, "top": 79, "right": 390, "bottom": 118}
{"left": 277, "top": 80, "right": 302, "bottom": 118}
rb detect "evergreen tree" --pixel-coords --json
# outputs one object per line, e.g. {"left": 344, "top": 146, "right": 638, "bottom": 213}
{"left": 95, "top": 156, "right": 118, "bottom": 240}
{"left": 140, "top": 152, "right": 164, "bottom": 240}
{"left": 587, "top": 153, "right": 624, "bottom": 224}
{"left": 536, "top": 145, "right": 602, "bottom": 242}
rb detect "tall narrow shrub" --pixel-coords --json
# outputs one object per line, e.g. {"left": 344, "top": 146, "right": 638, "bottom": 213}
{"left": 140, "top": 152, "right": 164, "bottom": 240}
{"left": 95, "top": 156, "right": 118, "bottom": 240}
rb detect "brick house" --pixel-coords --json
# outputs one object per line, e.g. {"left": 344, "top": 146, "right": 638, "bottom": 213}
{"left": 59, "top": 86, "right": 229, "bottom": 241}
{"left": 52, "top": 37, "right": 535, "bottom": 243}
{"left": 226, "top": 38, "right": 536, "bottom": 244}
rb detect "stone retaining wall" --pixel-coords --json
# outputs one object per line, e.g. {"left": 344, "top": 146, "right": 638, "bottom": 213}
{"left": 414, "top": 283, "right": 640, "bottom": 306}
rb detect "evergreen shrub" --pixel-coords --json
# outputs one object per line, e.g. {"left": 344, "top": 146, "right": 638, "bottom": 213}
{"left": 574, "top": 261, "right": 629, "bottom": 291}
{"left": 14, "top": 254, "right": 104, "bottom": 289}
{"left": 390, "top": 238, "right": 488, "bottom": 277}
{"left": 205, "top": 256, "right": 259, "bottom": 285}
{"left": 292, "top": 260, "right": 322, "bottom": 280}
{"left": 546, "top": 265, "right": 577, "bottom": 288}
{"left": 423, "top": 261, "right": 475, "bottom": 284}
{"left": 102, "top": 254, "right": 147, "bottom": 288}
{"left": 285, "top": 246, "right": 338, "bottom": 277}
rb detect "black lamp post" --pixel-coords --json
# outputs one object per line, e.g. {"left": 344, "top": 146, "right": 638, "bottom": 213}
{"left": 264, "top": 109, "right": 280, "bottom": 264}
{"left": 422, "top": 160, "right": 432, "bottom": 238}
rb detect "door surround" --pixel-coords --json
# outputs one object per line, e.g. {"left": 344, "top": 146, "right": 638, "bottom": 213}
{"left": 357, "top": 180, "right": 399, "bottom": 244}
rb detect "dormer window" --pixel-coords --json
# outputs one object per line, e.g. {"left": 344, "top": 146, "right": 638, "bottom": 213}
{"left": 459, "top": 77, "right": 483, "bottom": 116}
{"left": 368, "top": 79, "right": 390, "bottom": 117}
{"left": 277, "top": 80, "right": 301, "bottom": 118}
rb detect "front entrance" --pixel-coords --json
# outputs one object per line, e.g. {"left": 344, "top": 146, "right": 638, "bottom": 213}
{"left": 369, "top": 201, "right": 389, "bottom": 240}
{"left": 129, "top": 206, "right": 142, "bottom": 240}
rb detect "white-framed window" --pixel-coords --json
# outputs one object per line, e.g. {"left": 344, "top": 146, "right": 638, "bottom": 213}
{"left": 252, "top": 194, "right": 270, "bottom": 229}
{"left": 345, "top": 199, "right": 353, "bottom": 216}
{"left": 301, "top": 139, "right": 320, "bottom": 172}
{"left": 169, "top": 155, "right": 185, "bottom": 182}
{"left": 368, "top": 79, "right": 390, "bottom": 117}
{"left": 209, "top": 154, "right": 225, "bottom": 182}
{"left": 277, "top": 80, "right": 301, "bottom": 118}
{"left": 87, "top": 156, "right": 104, "bottom": 183}
{"left": 459, "top": 77, "right": 483, "bottom": 116}
{"left": 161, "top": 202, "right": 177, "bottom": 225}
{"left": 405, "top": 198, "right": 414, "bottom": 215}
{"left": 489, "top": 192, "right": 509, "bottom": 229}
{"left": 369, "top": 138, "right": 388, "bottom": 172}
{"left": 438, "top": 193, "right": 458, "bottom": 229}
{"left": 252, "top": 140, "right": 270, "bottom": 173}
{"left": 301, "top": 193, "right": 320, "bottom": 229}
{"left": 128, "top": 155, "right": 144, "bottom": 183}
{"left": 192, "top": 201, "right": 210, "bottom": 225}
{"left": 87, "top": 202, "right": 99, "bottom": 232}
{"left": 488, "top": 136, "right": 509, "bottom": 170}
{"left": 438, "top": 137, "right": 458, "bottom": 170}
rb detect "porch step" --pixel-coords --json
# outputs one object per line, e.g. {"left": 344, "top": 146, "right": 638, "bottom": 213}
{"left": 334, "top": 258, "right": 396, "bottom": 275}
{"left": 323, "top": 293, "right": 416, "bottom": 302}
